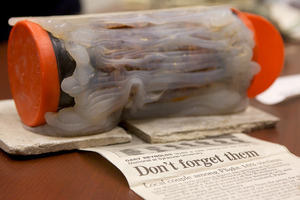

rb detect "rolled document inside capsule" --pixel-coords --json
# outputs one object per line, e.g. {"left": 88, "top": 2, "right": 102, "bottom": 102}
{"left": 7, "top": 6, "right": 284, "bottom": 136}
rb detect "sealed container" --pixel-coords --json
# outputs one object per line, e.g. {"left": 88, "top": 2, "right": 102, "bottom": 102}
{"left": 7, "top": 6, "right": 284, "bottom": 136}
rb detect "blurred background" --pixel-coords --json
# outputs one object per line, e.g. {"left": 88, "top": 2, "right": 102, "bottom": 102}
{"left": 1, "top": 0, "right": 300, "bottom": 99}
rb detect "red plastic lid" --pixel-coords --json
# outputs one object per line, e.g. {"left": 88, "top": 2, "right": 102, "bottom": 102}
{"left": 7, "top": 20, "right": 60, "bottom": 127}
{"left": 233, "top": 9, "right": 285, "bottom": 98}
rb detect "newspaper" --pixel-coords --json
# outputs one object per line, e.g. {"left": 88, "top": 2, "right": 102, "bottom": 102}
{"left": 83, "top": 133, "right": 300, "bottom": 200}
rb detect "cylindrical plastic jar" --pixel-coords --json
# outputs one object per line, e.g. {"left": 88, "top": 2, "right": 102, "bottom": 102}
{"left": 7, "top": 6, "right": 284, "bottom": 136}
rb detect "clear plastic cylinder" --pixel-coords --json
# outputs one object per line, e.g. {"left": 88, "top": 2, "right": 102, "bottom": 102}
{"left": 12, "top": 6, "right": 260, "bottom": 136}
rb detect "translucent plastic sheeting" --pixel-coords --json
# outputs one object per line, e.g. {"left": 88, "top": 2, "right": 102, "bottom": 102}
{"left": 17, "top": 6, "right": 260, "bottom": 136}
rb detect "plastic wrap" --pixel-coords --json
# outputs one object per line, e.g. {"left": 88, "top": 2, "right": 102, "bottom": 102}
{"left": 11, "top": 7, "right": 260, "bottom": 136}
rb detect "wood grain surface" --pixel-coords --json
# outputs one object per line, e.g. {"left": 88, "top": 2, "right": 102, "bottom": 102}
{"left": 0, "top": 40, "right": 299, "bottom": 200}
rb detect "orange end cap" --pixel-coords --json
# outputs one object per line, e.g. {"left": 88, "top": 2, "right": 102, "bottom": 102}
{"left": 7, "top": 20, "right": 60, "bottom": 127}
{"left": 234, "top": 9, "right": 284, "bottom": 98}
{"left": 244, "top": 13, "right": 284, "bottom": 98}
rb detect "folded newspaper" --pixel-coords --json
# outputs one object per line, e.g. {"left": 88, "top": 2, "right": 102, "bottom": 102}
{"left": 83, "top": 133, "right": 300, "bottom": 200}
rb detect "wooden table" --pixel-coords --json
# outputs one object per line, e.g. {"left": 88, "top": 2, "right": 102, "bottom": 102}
{"left": 0, "top": 40, "right": 299, "bottom": 200}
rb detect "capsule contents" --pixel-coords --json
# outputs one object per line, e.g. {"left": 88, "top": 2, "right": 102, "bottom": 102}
{"left": 10, "top": 7, "right": 260, "bottom": 136}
